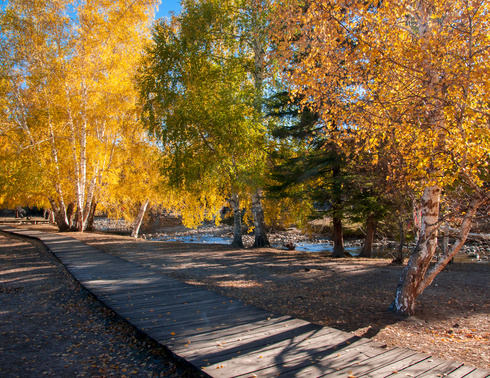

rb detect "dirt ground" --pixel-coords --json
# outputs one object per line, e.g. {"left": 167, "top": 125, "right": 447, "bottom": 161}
{"left": 0, "top": 232, "right": 204, "bottom": 377}
{"left": 3, "top": 224, "right": 490, "bottom": 373}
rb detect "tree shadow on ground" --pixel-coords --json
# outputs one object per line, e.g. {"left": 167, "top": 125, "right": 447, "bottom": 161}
{"left": 73, "top": 236, "right": 489, "bottom": 338}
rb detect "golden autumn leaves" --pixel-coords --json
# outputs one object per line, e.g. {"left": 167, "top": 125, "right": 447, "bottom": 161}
{"left": 270, "top": 0, "right": 490, "bottom": 315}
{"left": 271, "top": 0, "right": 490, "bottom": 190}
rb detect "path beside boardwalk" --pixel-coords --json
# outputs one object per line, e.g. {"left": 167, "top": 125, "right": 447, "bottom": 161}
{"left": 2, "top": 225, "right": 488, "bottom": 378}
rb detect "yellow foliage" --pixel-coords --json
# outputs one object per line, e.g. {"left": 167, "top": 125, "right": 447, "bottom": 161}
{"left": 0, "top": 0, "right": 163, "bottom": 226}
{"left": 271, "top": 0, "right": 490, "bottom": 192}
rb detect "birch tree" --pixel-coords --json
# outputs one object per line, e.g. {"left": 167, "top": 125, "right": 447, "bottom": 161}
{"left": 138, "top": 0, "right": 271, "bottom": 247}
{"left": 272, "top": 0, "right": 490, "bottom": 315}
{"left": 0, "top": 0, "right": 159, "bottom": 231}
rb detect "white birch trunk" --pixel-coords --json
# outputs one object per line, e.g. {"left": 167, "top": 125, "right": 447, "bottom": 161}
{"left": 249, "top": 4, "right": 270, "bottom": 248}
{"left": 419, "top": 196, "right": 483, "bottom": 295}
{"left": 131, "top": 199, "right": 150, "bottom": 238}
{"left": 229, "top": 193, "right": 244, "bottom": 248}
{"left": 48, "top": 196, "right": 70, "bottom": 231}
{"left": 390, "top": 186, "right": 442, "bottom": 315}
{"left": 82, "top": 166, "right": 99, "bottom": 230}
{"left": 77, "top": 79, "right": 88, "bottom": 231}
{"left": 65, "top": 87, "right": 84, "bottom": 231}
{"left": 251, "top": 189, "right": 270, "bottom": 248}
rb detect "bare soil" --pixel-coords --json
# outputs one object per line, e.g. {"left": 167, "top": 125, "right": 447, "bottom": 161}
{"left": 4, "top": 224, "right": 490, "bottom": 372}
{"left": 0, "top": 231, "right": 204, "bottom": 377}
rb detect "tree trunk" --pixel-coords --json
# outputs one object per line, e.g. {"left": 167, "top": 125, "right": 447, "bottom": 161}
{"left": 229, "top": 193, "right": 244, "bottom": 248}
{"left": 413, "top": 200, "right": 422, "bottom": 245}
{"left": 392, "top": 218, "right": 405, "bottom": 264}
{"left": 48, "top": 197, "right": 70, "bottom": 232}
{"left": 131, "top": 199, "right": 149, "bottom": 238}
{"left": 85, "top": 201, "right": 97, "bottom": 232}
{"left": 359, "top": 217, "right": 377, "bottom": 258}
{"left": 249, "top": 5, "right": 269, "bottom": 249}
{"left": 82, "top": 169, "right": 98, "bottom": 230}
{"left": 48, "top": 209, "right": 55, "bottom": 224}
{"left": 332, "top": 214, "right": 345, "bottom": 257}
{"left": 66, "top": 202, "right": 75, "bottom": 229}
{"left": 389, "top": 186, "right": 442, "bottom": 315}
{"left": 442, "top": 219, "right": 449, "bottom": 255}
{"left": 252, "top": 189, "right": 270, "bottom": 248}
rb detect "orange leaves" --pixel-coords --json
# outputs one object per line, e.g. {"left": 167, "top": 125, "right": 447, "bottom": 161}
{"left": 1, "top": 0, "right": 163, "bottom": 222}
{"left": 271, "top": 0, "right": 490, "bottom": 192}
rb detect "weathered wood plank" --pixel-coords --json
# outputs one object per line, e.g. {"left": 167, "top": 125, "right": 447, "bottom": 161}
{"left": 179, "top": 325, "right": 343, "bottom": 366}
{"left": 360, "top": 351, "right": 429, "bottom": 377}
{"left": 320, "top": 348, "right": 422, "bottom": 378}
{"left": 96, "top": 290, "right": 226, "bottom": 310}
{"left": 416, "top": 360, "right": 464, "bottom": 378}
{"left": 105, "top": 293, "right": 243, "bottom": 312}
{"left": 390, "top": 357, "right": 456, "bottom": 377}
{"left": 100, "top": 293, "right": 221, "bottom": 310}
{"left": 219, "top": 337, "right": 377, "bottom": 378}
{"left": 140, "top": 309, "right": 271, "bottom": 338}
{"left": 2, "top": 225, "right": 487, "bottom": 378}
{"left": 112, "top": 295, "right": 254, "bottom": 316}
{"left": 91, "top": 282, "right": 221, "bottom": 299}
{"left": 279, "top": 340, "right": 390, "bottom": 378}
{"left": 118, "top": 302, "right": 269, "bottom": 329}
{"left": 445, "top": 365, "right": 479, "bottom": 378}
{"left": 160, "top": 315, "right": 301, "bottom": 354}
{"left": 457, "top": 368, "right": 490, "bottom": 378}
{"left": 168, "top": 316, "right": 315, "bottom": 352}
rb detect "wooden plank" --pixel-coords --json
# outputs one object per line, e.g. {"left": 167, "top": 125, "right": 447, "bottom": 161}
{"left": 460, "top": 368, "right": 490, "bottom": 378}
{"left": 92, "top": 282, "right": 220, "bottom": 299}
{"left": 83, "top": 276, "right": 169, "bottom": 287}
{"left": 445, "top": 365, "right": 479, "bottom": 378}
{"left": 319, "top": 348, "right": 422, "bottom": 378}
{"left": 101, "top": 292, "right": 221, "bottom": 308}
{"left": 168, "top": 316, "right": 314, "bottom": 352}
{"left": 213, "top": 337, "right": 376, "bottom": 378}
{"left": 386, "top": 357, "right": 454, "bottom": 377}
{"left": 114, "top": 300, "right": 268, "bottom": 328}
{"left": 65, "top": 267, "right": 151, "bottom": 278}
{"left": 86, "top": 278, "right": 198, "bottom": 293}
{"left": 135, "top": 307, "right": 271, "bottom": 335}
{"left": 109, "top": 303, "right": 261, "bottom": 326}
{"left": 112, "top": 295, "right": 254, "bottom": 316}
{"left": 83, "top": 281, "right": 169, "bottom": 294}
{"left": 161, "top": 315, "right": 302, "bottom": 353}
{"left": 271, "top": 340, "right": 389, "bottom": 378}
{"left": 416, "top": 360, "right": 464, "bottom": 378}
{"left": 95, "top": 289, "right": 224, "bottom": 307}
{"left": 106, "top": 293, "right": 244, "bottom": 311}
{"left": 360, "top": 351, "right": 430, "bottom": 377}
{"left": 176, "top": 324, "right": 342, "bottom": 364}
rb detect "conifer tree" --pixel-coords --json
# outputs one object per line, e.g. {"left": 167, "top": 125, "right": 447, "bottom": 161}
{"left": 272, "top": 0, "right": 490, "bottom": 315}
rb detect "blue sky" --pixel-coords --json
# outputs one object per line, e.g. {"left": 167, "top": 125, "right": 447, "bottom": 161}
{"left": 0, "top": 1, "right": 181, "bottom": 19}
{"left": 155, "top": 0, "right": 182, "bottom": 19}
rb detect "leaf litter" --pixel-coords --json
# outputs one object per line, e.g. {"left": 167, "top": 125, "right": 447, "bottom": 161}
{"left": 0, "top": 232, "right": 204, "bottom": 377}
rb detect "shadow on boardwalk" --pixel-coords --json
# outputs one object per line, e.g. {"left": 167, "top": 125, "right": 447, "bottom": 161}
{"left": 2, "top": 225, "right": 489, "bottom": 377}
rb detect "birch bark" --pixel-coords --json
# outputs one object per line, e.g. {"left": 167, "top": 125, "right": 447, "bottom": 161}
{"left": 249, "top": 1, "right": 270, "bottom": 248}
{"left": 390, "top": 186, "right": 441, "bottom": 315}
{"left": 229, "top": 193, "right": 244, "bottom": 248}
{"left": 251, "top": 189, "right": 270, "bottom": 248}
{"left": 131, "top": 199, "right": 150, "bottom": 238}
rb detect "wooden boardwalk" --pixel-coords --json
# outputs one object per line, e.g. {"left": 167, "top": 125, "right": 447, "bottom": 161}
{"left": 1, "top": 225, "right": 488, "bottom": 378}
